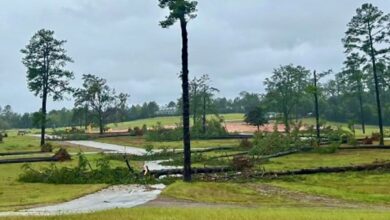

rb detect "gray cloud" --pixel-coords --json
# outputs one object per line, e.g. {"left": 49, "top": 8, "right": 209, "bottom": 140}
{"left": 0, "top": 0, "right": 389, "bottom": 113}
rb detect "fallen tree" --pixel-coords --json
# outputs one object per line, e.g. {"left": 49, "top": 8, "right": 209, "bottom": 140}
{"left": 209, "top": 148, "right": 310, "bottom": 160}
{"left": 0, "top": 151, "right": 43, "bottom": 156}
{"left": 149, "top": 166, "right": 235, "bottom": 178}
{"left": 149, "top": 161, "right": 390, "bottom": 178}
{"left": 339, "top": 145, "right": 390, "bottom": 150}
{"left": 249, "top": 161, "right": 390, "bottom": 178}
{"left": 0, "top": 157, "right": 58, "bottom": 164}
{"left": 0, "top": 148, "right": 71, "bottom": 164}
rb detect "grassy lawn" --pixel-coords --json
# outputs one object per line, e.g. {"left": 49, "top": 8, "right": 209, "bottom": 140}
{"left": 300, "top": 118, "right": 390, "bottom": 138}
{"left": 0, "top": 162, "right": 106, "bottom": 211}
{"left": 0, "top": 134, "right": 145, "bottom": 211}
{"left": 106, "top": 113, "right": 244, "bottom": 130}
{"left": 267, "top": 172, "right": 390, "bottom": 204}
{"left": 0, "top": 134, "right": 40, "bottom": 153}
{"left": 96, "top": 136, "right": 241, "bottom": 149}
{"left": 162, "top": 181, "right": 289, "bottom": 206}
{"left": 1, "top": 207, "right": 390, "bottom": 220}
{"left": 0, "top": 152, "right": 144, "bottom": 211}
{"left": 260, "top": 149, "right": 390, "bottom": 171}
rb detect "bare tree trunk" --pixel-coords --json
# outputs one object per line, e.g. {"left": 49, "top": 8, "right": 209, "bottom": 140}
{"left": 313, "top": 71, "right": 320, "bottom": 146}
{"left": 40, "top": 57, "right": 49, "bottom": 146}
{"left": 202, "top": 90, "right": 206, "bottom": 134}
{"left": 368, "top": 28, "right": 384, "bottom": 145}
{"left": 99, "top": 109, "right": 104, "bottom": 135}
{"left": 357, "top": 86, "right": 366, "bottom": 134}
{"left": 40, "top": 88, "right": 47, "bottom": 146}
{"left": 180, "top": 17, "right": 191, "bottom": 182}
{"left": 192, "top": 86, "right": 197, "bottom": 125}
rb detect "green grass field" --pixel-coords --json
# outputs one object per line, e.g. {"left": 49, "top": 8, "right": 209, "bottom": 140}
{"left": 0, "top": 134, "right": 40, "bottom": 153}
{"left": 261, "top": 149, "right": 390, "bottom": 171}
{"left": 1, "top": 128, "right": 390, "bottom": 219}
{"left": 2, "top": 207, "right": 390, "bottom": 220}
{"left": 106, "top": 113, "right": 244, "bottom": 130}
{"left": 96, "top": 136, "right": 241, "bottom": 149}
{"left": 300, "top": 118, "right": 390, "bottom": 137}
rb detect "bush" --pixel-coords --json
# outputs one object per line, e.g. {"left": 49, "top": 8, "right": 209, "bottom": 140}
{"left": 144, "top": 144, "right": 154, "bottom": 155}
{"left": 314, "top": 144, "right": 339, "bottom": 154}
{"left": 250, "top": 132, "right": 289, "bottom": 156}
{"left": 371, "top": 132, "right": 381, "bottom": 141}
{"left": 133, "top": 126, "right": 144, "bottom": 136}
{"left": 41, "top": 143, "right": 53, "bottom": 152}
{"left": 0, "top": 134, "right": 2, "bottom": 143}
{"left": 231, "top": 155, "right": 253, "bottom": 170}
{"left": 146, "top": 122, "right": 182, "bottom": 141}
{"left": 19, "top": 153, "right": 156, "bottom": 184}
{"left": 249, "top": 131, "right": 310, "bottom": 157}
{"left": 142, "top": 124, "right": 148, "bottom": 133}
{"left": 146, "top": 119, "right": 228, "bottom": 141}
{"left": 347, "top": 135, "right": 358, "bottom": 146}
{"left": 239, "top": 138, "right": 253, "bottom": 149}
{"left": 191, "top": 119, "right": 228, "bottom": 139}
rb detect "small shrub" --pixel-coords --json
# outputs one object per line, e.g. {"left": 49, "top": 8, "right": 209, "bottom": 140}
{"left": 314, "top": 144, "right": 339, "bottom": 154}
{"left": 142, "top": 124, "right": 148, "bottom": 133}
{"left": 239, "top": 138, "right": 253, "bottom": 149}
{"left": 0, "top": 134, "right": 3, "bottom": 143}
{"left": 133, "top": 126, "right": 144, "bottom": 136}
{"left": 41, "top": 143, "right": 53, "bottom": 152}
{"left": 144, "top": 144, "right": 154, "bottom": 155}
{"left": 371, "top": 132, "right": 381, "bottom": 141}
{"left": 362, "top": 137, "right": 373, "bottom": 145}
{"left": 231, "top": 155, "right": 253, "bottom": 170}
{"left": 347, "top": 135, "right": 358, "bottom": 146}
{"left": 19, "top": 153, "right": 157, "bottom": 185}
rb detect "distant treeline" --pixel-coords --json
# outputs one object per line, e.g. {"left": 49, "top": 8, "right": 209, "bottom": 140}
{"left": 1, "top": 82, "right": 389, "bottom": 130}
{"left": 0, "top": 92, "right": 263, "bottom": 129}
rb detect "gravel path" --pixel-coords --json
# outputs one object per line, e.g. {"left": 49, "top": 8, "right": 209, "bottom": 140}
{"left": 0, "top": 184, "right": 165, "bottom": 216}
{"left": 4, "top": 137, "right": 178, "bottom": 216}
{"left": 66, "top": 140, "right": 147, "bottom": 155}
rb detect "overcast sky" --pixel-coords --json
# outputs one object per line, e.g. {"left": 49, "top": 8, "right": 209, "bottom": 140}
{"left": 0, "top": 0, "right": 389, "bottom": 113}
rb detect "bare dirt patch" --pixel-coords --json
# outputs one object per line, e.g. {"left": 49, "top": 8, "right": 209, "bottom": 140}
{"left": 224, "top": 122, "right": 286, "bottom": 133}
{"left": 249, "top": 183, "right": 390, "bottom": 210}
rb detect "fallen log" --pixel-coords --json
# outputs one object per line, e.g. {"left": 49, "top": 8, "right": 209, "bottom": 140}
{"left": 339, "top": 145, "right": 390, "bottom": 150}
{"left": 0, "top": 151, "right": 43, "bottom": 156}
{"left": 191, "top": 146, "right": 236, "bottom": 153}
{"left": 209, "top": 148, "right": 310, "bottom": 160}
{"left": 0, "top": 157, "right": 58, "bottom": 164}
{"left": 149, "top": 166, "right": 235, "bottom": 178}
{"left": 250, "top": 162, "right": 390, "bottom": 178}
{"left": 149, "top": 162, "right": 390, "bottom": 178}
{"left": 209, "top": 151, "right": 248, "bottom": 160}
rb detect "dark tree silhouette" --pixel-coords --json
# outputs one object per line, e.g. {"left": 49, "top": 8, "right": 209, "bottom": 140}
{"left": 264, "top": 65, "right": 310, "bottom": 133}
{"left": 21, "top": 29, "right": 74, "bottom": 146}
{"left": 343, "top": 3, "right": 390, "bottom": 145}
{"left": 244, "top": 106, "right": 268, "bottom": 131}
{"left": 74, "top": 74, "right": 128, "bottom": 134}
{"left": 339, "top": 53, "right": 367, "bottom": 134}
{"left": 159, "top": 0, "right": 198, "bottom": 182}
